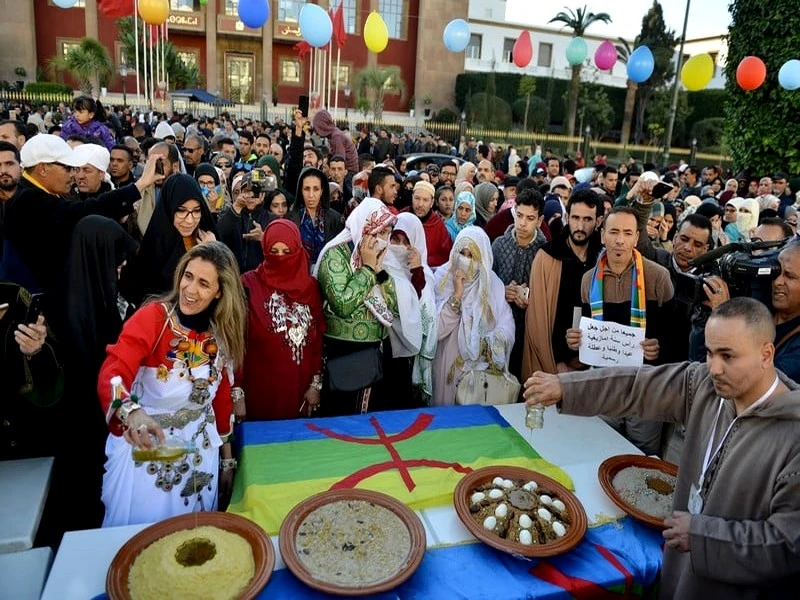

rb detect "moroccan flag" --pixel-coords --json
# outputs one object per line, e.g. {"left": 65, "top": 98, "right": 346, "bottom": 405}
{"left": 227, "top": 405, "right": 572, "bottom": 535}
{"left": 294, "top": 40, "right": 312, "bottom": 61}
{"left": 332, "top": 2, "right": 346, "bottom": 49}
{"left": 98, "top": 0, "right": 135, "bottom": 18}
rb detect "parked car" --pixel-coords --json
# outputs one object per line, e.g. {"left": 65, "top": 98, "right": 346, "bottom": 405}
{"left": 401, "top": 153, "right": 465, "bottom": 173}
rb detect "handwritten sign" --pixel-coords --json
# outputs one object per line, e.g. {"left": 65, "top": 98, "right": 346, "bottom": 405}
{"left": 578, "top": 317, "right": 645, "bottom": 368}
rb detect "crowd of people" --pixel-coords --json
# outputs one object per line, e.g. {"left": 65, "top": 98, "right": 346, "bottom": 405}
{"left": 1, "top": 96, "right": 799, "bottom": 595}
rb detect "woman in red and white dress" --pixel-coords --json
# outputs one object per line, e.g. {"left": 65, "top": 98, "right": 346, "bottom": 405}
{"left": 97, "top": 242, "right": 247, "bottom": 527}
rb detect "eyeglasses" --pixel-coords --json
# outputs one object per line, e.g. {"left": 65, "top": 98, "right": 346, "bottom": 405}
{"left": 175, "top": 208, "right": 202, "bottom": 220}
{"left": 216, "top": 162, "right": 232, "bottom": 169}
{"left": 183, "top": 146, "right": 202, "bottom": 153}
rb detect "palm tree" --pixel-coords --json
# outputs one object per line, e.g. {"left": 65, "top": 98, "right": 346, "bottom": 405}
{"left": 353, "top": 66, "right": 407, "bottom": 121}
{"left": 50, "top": 38, "right": 113, "bottom": 96}
{"left": 549, "top": 5, "right": 612, "bottom": 137}
{"left": 615, "top": 38, "right": 638, "bottom": 150}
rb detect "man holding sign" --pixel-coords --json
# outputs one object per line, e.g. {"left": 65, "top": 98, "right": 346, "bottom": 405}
{"left": 566, "top": 207, "right": 674, "bottom": 455}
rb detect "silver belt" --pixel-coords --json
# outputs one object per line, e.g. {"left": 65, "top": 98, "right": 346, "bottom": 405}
{"left": 151, "top": 407, "right": 213, "bottom": 430}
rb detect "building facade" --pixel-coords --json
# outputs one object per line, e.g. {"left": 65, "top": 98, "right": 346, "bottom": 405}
{"left": 8, "top": 0, "right": 468, "bottom": 112}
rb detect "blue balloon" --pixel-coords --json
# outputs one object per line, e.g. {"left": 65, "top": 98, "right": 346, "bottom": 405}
{"left": 299, "top": 3, "right": 333, "bottom": 48}
{"left": 627, "top": 45, "right": 655, "bottom": 83}
{"left": 443, "top": 19, "right": 471, "bottom": 53}
{"left": 237, "top": 0, "right": 269, "bottom": 29}
{"left": 566, "top": 37, "right": 588, "bottom": 67}
{"left": 53, "top": 0, "right": 78, "bottom": 7}
{"left": 778, "top": 59, "right": 800, "bottom": 91}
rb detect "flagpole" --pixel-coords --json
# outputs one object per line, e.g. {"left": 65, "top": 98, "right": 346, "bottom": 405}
{"left": 134, "top": 0, "right": 140, "bottom": 101}
{"left": 164, "top": 21, "right": 169, "bottom": 91}
{"left": 334, "top": 47, "right": 340, "bottom": 116}
{"left": 308, "top": 48, "right": 313, "bottom": 101}
{"left": 326, "top": 48, "right": 332, "bottom": 109}
{"left": 149, "top": 26, "right": 155, "bottom": 109}
{"left": 142, "top": 21, "right": 149, "bottom": 108}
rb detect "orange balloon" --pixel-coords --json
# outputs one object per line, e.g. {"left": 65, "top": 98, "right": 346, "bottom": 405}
{"left": 138, "top": 0, "right": 169, "bottom": 26}
{"left": 736, "top": 56, "right": 767, "bottom": 91}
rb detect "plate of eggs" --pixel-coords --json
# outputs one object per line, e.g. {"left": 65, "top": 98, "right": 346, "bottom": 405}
{"left": 453, "top": 466, "right": 588, "bottom": 558}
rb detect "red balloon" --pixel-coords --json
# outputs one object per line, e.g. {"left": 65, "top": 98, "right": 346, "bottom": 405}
{"left": 512, "top": 30, "right": 533, "bottom": 68}
{"left": 736, "top": 56, "right": 767, "bottom": 91}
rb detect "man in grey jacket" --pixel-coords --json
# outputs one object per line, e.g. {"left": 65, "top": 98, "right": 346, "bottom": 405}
{"left": 523, "top": 296, "right": 800, "bottom": 599}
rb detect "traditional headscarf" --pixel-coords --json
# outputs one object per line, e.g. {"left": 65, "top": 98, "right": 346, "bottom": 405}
{"left": 65, "top": 216, "right": 138, "bottom": 374}
{"left": 124, "top": 174, "right": 217, "bottom": 302}
{"left": 473, "top": 182, "right": 498, "bottom": 224}
{"left": 445, "top": 191, "right": 476, "bottom": 241}
{"left": 392, "top": 213, "right": 438, "bottom": 400}
{"left": 256, "top": 153, "right": 283, "bottom": 190}
{"left": 193, "top": 163, "right": 220, "bottom": 186}
{"left": 313, "top": 198, "right": 396, "bottom": 277}
{"left": 724, "top": 198, "right": 745, "bottom": 242}
{"left": 241, "top": 220, "right": 321, "bottom": 333}
{"left": 455, "top": 162, "right": 476, "bottom": 187}
{"left": 737, "top": 197, "right": 760, "bottom": 238}
{"left": 434, "top": 226, "right": 514, "bottom": 379}
{"left": 454, "top": 180, "right": 474, "bottom": 198}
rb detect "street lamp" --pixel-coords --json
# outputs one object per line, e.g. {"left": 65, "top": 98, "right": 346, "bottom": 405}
{"left": 460, "top": 111, "right": 467, "bottom": 145}
{"left": 119, "top": 63, "right": 129, "bottom": 108}
{"left": 690, "top": 137, "right": 698, "bottom": 165}
{"left": 343, "top": 84, "right": 351, "bottom": 119}
{"left": 583, "top": 125, "right": 591, "bottom": 161}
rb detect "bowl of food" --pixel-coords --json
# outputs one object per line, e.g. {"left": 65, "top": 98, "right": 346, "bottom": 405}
{"left": 279, "top": 489, "right": 426, "bottom": 596}
{"left": 598, "top": 454, "right": 679, "bottom": 529}
{"left": 106, "top": 511, "right": 274, "bottom": 599}
{"left": 453, "top": 465, "right": 587, "bottom": 558}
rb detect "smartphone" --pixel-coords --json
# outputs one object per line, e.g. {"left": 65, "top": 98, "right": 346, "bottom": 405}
{"left": 24, "top": 293, "right": 44, "bottom": 324}
{"left": 653, "top": 181, "right": 673, "bottom": 199}
{"left": 299, "top": 94, "right": 310, "bottom": 118}
{"left": 0, "top": 302, "right": 9, "bottom": 320}
{"left": 155, "top": 157, "right": 165, "bottom": 176}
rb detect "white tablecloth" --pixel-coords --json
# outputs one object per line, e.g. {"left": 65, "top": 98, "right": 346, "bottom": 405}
{"left": 0, "top": 457, "right": 54, "bottom": 553}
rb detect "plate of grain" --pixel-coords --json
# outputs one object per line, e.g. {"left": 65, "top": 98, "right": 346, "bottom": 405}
{"left": 279, "top": 489, "right": 426, "bottom": 596}
{"left": 598, "top": 454, "right": 679, "bottom": 529}
{"left": 453, "top": 465, "right": 588, "bottom": 558}
{"left": 106, "top": 511, "right": 274, "bottom": 600}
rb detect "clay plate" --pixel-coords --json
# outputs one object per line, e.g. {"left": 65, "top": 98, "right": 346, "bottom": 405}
{"left": 279, "top": 489, "right": 426, "bottom": 596}
{"left": 454, "top": 465, "right": 588, "bottom": 558}
{"left": 598, "top": 454, "right": 679, "bottom": 529}
{"left": 106, "top": 511, "right": 274, "bottom": 599}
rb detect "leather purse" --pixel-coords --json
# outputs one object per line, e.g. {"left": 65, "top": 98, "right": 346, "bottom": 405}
{"left": 456, "top": 368, "right": 521, "bottom": 406}
{"left": 326, "top": 347, "right": 384, "bottom": 393}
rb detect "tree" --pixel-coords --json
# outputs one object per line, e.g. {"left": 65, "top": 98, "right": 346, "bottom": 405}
{"left": 117, "top": 17, "right": 200, "bottom": 91}
{"left": 518, "top": 75, "right": 537, "bottom": 132}
{"left": 576, "top": 81, "right": 614, "bottom": 139}
{"left": 632, "top": 1, "right": 677, "bottom": 144}
{"left": 485, "top": 68, "right": 498, "bottom": 128}
{"left": 726, "top": 0, "right": 800, "bottom": 173}
{"left": 615, "top": 38, "right": 638, "bottom": 147}
{"left": 549, "top": 5, "right": 612, "bottom": 137}
{"left": 353, "top": 65, "right": 406, "bottom": 121}
{"left": 49, "top": 38, "right": 113, "bottom": 95}
{"left": 646, "top": 87, "right": 691, "bottom": 147}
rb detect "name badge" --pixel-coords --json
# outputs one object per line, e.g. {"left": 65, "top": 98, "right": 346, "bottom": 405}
{"left": 688, "top": 484, "right": 703, "bottom": 515}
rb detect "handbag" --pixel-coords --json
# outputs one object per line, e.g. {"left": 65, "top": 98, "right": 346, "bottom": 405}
{"left": 326, "top": 347, "right": 383, "bottom": 393}
{"left": 456, "top": 368, "right": 521, "bottom": 406}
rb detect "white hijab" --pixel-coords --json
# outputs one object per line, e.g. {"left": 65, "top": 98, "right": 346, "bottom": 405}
{"left": 391, "top": 213, "right": 438, "bottom": 400}
{"left": 433, "top": 226, "right": 514, "bottom": 375}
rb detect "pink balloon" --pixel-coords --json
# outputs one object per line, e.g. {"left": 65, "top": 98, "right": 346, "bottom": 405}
{"left": 594, "top": 40, "right": 617, "bottom": 71}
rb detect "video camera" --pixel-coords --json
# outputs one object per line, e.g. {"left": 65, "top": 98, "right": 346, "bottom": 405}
{"left": 687, "top": 239, "right": 787, "bottom": 307}
{"left": 243, "top": 170, "right": 277, "bottom": 196}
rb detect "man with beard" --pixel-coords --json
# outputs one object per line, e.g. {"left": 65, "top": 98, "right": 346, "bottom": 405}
{"left": 521, "top": 189, "right": 604, "bottom": 379}
{"left": 0, "top": 141, "right": 22, "bottom": 261}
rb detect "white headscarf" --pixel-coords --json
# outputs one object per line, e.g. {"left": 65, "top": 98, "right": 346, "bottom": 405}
{"left": 312, "top": 198, "right": 394, "bottom": 277}
{"left": 737, "top": 197, "right": 760, "bottom": 238}
{"left": 433, "top": 226, "right": 514, "bottom": 377}
{"left": 392, "top": 213, "right": 438, "bottom": 400}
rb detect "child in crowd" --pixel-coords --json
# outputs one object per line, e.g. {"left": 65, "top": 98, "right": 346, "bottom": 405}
{"left": 60, "top": 96, "right": 115, "bottom": 151}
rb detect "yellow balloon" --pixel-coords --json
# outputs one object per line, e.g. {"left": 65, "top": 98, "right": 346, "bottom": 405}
{"left": 680, "top": 54, "right": 714, "bottom": 92}
{"left": 138, "top": 0, "right": 169, "bottom": 26}
{"left": 364, "top": 11, "right": 389, "bottom": 54}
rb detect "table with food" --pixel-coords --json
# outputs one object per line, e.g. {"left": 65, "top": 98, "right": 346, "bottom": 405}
{"left": 41, "top": 403, "right": 673, "bottom": 599}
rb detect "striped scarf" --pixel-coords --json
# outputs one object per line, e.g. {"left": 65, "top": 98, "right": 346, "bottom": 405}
{"left": 589, "top": 249, "right": 646, "bottom": 329}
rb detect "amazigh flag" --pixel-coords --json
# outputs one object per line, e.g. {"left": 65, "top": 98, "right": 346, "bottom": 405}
{"left": 98, "top": 0, "right": 135, "bottom": 18}
{"left": 228, "top": 406, "right": 572, "bottom": 535}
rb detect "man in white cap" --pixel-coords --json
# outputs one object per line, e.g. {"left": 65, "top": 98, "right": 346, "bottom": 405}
{"left": 0, "top": 134, "right": 161, "bottom": 295}
{"left": 72, "top": 143, "right": 113, "bottom": 199}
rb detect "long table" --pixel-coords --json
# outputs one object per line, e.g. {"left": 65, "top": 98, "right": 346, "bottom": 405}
{"left": 41, "top": 404, "right": 665, "bottom": 599}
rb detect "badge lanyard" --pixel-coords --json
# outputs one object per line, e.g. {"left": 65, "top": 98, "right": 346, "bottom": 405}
{"left": 689, "top": 375, "right": 779, "bottom": 514}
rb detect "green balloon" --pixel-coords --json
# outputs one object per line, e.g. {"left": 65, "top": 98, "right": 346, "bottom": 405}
{"left": 566, "top": 37, "right": 588, "bottom": 67}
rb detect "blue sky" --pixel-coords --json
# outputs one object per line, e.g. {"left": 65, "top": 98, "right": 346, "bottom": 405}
{"left": 505, "top": 0, "right": 731, "bottom": 41}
